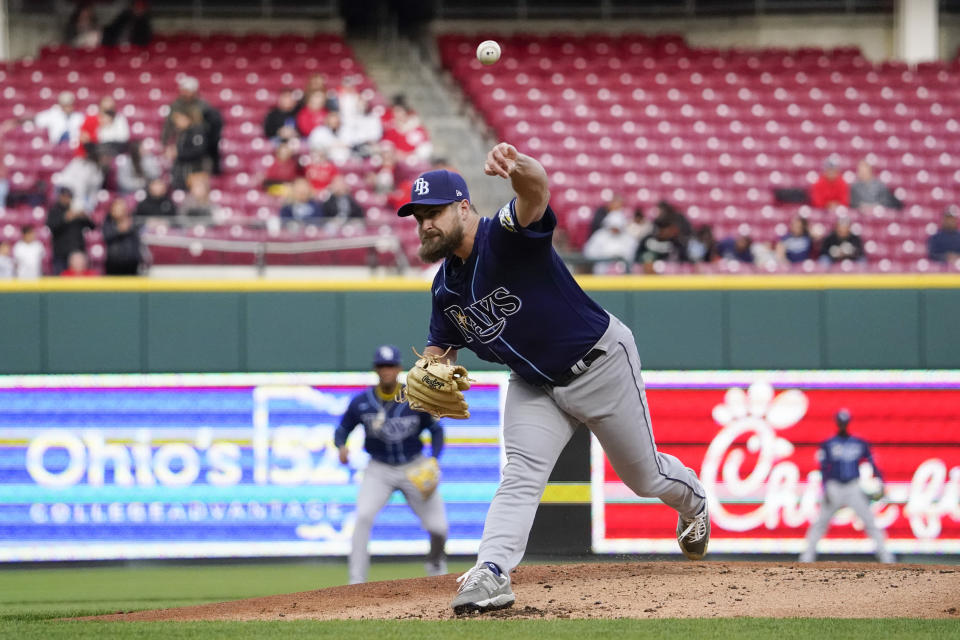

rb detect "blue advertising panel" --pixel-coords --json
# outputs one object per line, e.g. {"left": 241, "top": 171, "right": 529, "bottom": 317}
{"left": 0, "top": 373, "right": 506, "bottom": 561}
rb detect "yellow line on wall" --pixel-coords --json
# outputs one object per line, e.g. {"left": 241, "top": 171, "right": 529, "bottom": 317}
{"left": 1, "top": 273, "right": 959, "bottom": 293}
{"left": 540, "top": 483, "right": 591, "bottom": 504}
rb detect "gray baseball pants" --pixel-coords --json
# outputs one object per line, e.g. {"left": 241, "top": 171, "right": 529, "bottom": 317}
{"left": 349, "top": 456, "right": 448, "bottom": 584}
{"left": 800, "top": 479, "right": 894, "bottom": 563}
{"left": 477, "top": 313, "right": 706, "bottom": 573}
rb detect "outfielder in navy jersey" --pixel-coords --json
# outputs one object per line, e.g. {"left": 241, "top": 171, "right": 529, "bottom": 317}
{"left": 800, "top": 409, "right": 894, "bottom": 563}
{"left": 397, "top": 143, "right": 709, "bottom": 613}
{"left": 335, "top": 345, "right": 448, "bottom": 584}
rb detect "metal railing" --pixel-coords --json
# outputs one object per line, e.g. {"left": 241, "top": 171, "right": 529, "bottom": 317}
{"left": 141, "top": 232, "right": 410, "bottom": 275}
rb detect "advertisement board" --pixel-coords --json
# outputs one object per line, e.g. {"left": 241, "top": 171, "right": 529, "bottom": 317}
{"left": 0, "top": 373, "right": 506, "bottom": 561}
{"left": 592, "top": 371, "right": 960, "bottom": 555}
{"left": 5, "top": 369, "right": 958, "bottom": 561}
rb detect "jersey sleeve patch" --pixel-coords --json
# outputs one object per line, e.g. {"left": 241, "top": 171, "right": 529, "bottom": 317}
{"left": 498, "top": 203, "right": 517, "bottom": 232}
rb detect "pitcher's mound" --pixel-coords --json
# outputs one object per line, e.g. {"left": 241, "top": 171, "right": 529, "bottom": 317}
{"left": 90, "top": 562, "right": 960, "bottom": 621}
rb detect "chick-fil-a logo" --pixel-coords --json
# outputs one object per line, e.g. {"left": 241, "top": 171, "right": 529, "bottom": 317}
{"left": 700, "top": 380, "right": 960, "bottom": 539}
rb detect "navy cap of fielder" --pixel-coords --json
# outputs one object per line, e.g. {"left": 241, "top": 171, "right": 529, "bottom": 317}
{"left": 397, "top": 169, "right": 470, "bottom": 217}
{"left": 835, "top": 408, "right": 851, "bottom": 424}
{"left": 373, "top": 344, "right": 402, "bottom": 367}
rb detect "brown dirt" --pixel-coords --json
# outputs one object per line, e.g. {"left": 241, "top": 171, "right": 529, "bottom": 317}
{"left": 86, "top": 562, "right": 960, "bottom": 621}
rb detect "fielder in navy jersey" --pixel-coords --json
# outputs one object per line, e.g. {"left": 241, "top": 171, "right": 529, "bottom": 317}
{"left": 397, "top": 142, "right": 709, "bottom": 614}
{"left": 334, "top": 345, "right": 448, "bottom": 584}
{"left": 800, "top": 409, "right": 894, "bottom": 563}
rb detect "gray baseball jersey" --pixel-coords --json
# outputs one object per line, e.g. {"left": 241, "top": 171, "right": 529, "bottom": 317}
{"left": 427, "top": 200, "right": 706, "bottom": 572}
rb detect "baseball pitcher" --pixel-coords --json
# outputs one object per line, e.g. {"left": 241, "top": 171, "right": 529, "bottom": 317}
{"left": 395, "top": 143, "right": 709, "bottom": 615}
{"left": 799, "top": 408, "right": 894, "bottom": 563}
{"left": 335, "top": 345, "right": 448, "bottom": 584}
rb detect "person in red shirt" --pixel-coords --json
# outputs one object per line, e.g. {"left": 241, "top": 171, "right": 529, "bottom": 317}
{"left": 381, "top": 104, "right": 430, "bottom": 159}
{"left": 304, "top": 150, "right": 339, "bottom": 193}
{"left": 60, "top": 251, "right": 99, "bottom": 276}
{"left": 296, "top": 90, "right": 328, "bottom": 138}
{"left": 810, "top": 157, "right": 849, "bottom": 210}
{"left": 262, "top": 142, "right": 303, "bottom": 196}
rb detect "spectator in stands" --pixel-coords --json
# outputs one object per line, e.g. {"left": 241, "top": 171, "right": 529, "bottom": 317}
{"left": 305, "top": 150, "right": 339, "bottom": 193}
{"left": 321, "top": 175, "right": 363, "bottom": 221}
{"left": 820, "top": 217, "right": 865, "bottom": 264}
{"left": 582, "top": 210, "right": 638, "bottom": 273}
{"left": 297, "top": 90, "right": 330, "bottom": 138}
{"left": 60, "top": 251, "right": 97, "bottom": 277}
{"left": 115, "top": 139, "right": 161, "bottom": 193}
{"left": 279, "top": 177, "right": 323, "bottom": 222}
{"left": 653, "top": 199, "right": 692, "bottom": 242}
{"left": 636, "top": 216, "right": 687, "bottom": 268}
{"left": 35, "top": 91, "right": 85, "bottom": 145}
{"left": 589, "top": 194, "right": 627, "bottom": 236}
{"left": 263, "top": 89, "right": 299, "bottom": 144}
{"left": 103, "top": 198, "right": 142, "bottom": 275}
{"left": 336, "top": 76, "right": 363, "bottom": 121}
{"left": 849, "top": 159, "right": 903, "bottom": 210}
{"left": 368, "top": 142, "right": 399, "bottom": 194}
{"left": 178, "top": 172, "right": 216, "bottom": 219}
{"left": 101, "top": 0, "right": 152, "bottom": 48}
{"left": 64, "top": 2, "right": 100, "bottom": 48}
{"left": 54, "top": 143, "right": 104, "bottom": 212}
{"left": 262, "top": 142, "right": 303, "bottom": 196}
{"left": 342, "top": 99, "right": 383, "bottom": 158}
{"left": 927, "top": 207, "right": 960, "bottom": 263}
{"left": 161, "top": 77, "right": 223, "bottom": 175}
{"left": 308, "top": 111, "right": 352, "bottom": 165}
{"left": 381, "top": 103, "right": 431, "bottom": 161}
{"left": 82, "top": 96, "right": 130, "bottom": 158}
{"left": 686, "top": 224, "right": 719, "bottom": 264}
{"left": 776, "top": 215, "right": 814, "bottom": 264}
{"left": 718, "top": 231, "right": 755, "bottom": 263}
{"left": 47, "top": 187, "right": 95, "bottom": 275}
{"left": 626, "top": 207, "right": 653, "bottom": 244}
{"left": 134, "top": 178, "right": 176, "bottom": 219}
{"left": 810, "top": 157, "right": 849, "bottom": 210}
{"left": 296, "top": 73, "right": 339, "bottom": 114}
{"left": 169, "top": 107, "right": 210, "bottom": 190}
{"left": 13, "top": 226, "right": 45, "bottom": 279}
{"left": 0, "top": 241, "right": 12, "bottom": 279}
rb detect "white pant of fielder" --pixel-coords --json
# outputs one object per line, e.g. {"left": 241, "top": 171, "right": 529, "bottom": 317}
{"left": 349, "top": 457, "right": 448, "bottom": 584}
{"left": 800, "top": 479, "right": 894, "bottom": 563}
{"left": 477, "top": 314, "right": 706, "bottom": 572}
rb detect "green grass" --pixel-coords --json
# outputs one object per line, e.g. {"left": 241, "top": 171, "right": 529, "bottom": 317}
{"left": 3, "top": 619, "right": 959, "bottom": 640}
{"left": 0, "top": 560, "right": 476, "bottom": 620}
{"left": 2, "top": 561, "right": 958, "bottom": 639}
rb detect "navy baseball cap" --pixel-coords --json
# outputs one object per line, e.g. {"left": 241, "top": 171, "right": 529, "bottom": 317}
{"left": 373, "top": 344, "right": 402, "bottom": 367}
{"left": 397, "top": 169, "right": 470, "bottom": 217}
{"left": 835, "top": 408, "right": 851, "bottom": 424}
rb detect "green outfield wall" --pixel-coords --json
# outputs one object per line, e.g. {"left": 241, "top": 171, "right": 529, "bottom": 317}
{"left": 1, "top": 274, "right": 959, "bottom": 375}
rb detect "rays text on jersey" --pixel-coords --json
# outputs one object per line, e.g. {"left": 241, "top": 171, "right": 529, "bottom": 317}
{"left": 444, "top": 287, "right": 522, "bottom": 344}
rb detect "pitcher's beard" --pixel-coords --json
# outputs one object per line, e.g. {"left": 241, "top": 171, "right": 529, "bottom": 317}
{"left": 419, "top": 224, "right": 464, "bottom": 263}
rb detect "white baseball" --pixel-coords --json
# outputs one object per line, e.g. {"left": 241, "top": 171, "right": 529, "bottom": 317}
{"left": 476, "top": 40, "right": 501, "bottom": 66}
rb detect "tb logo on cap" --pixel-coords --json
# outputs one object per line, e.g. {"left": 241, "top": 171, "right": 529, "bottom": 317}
{"left": 413, "top": 178, "right": 430, "bottom": 196}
